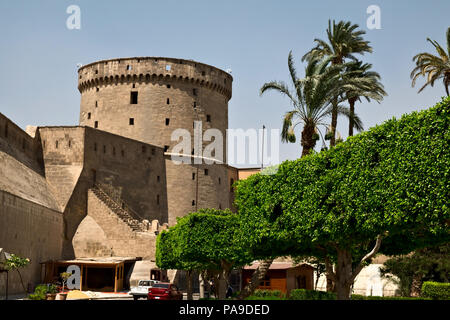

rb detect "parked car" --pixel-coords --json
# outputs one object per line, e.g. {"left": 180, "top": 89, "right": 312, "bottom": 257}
{"left": 148, "top": 283, "right": 183, "bottom": 300}
{"left": 130, "top": 280, "right": 159, "bottom": 300}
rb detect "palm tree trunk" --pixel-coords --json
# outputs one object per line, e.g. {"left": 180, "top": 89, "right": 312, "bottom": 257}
{"left": 238, "top": 259, "right": 273, "bottom": 300}
{"left": 446, "top": 83, "right": 449, "bottom": 96}
{"left": 348, "top": 98, "right": 356, "bottom": 137}
{"left": 301, "top": 123, "right": 317, "bottom": 157}
{"left": 329, "top": 99, "right": 338, "bottom": 147}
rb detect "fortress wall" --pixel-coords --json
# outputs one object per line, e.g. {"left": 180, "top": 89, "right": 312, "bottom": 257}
{"left": 83, "top": 127, "right": 168, "bottom": 223}
{"left": 164, "top": 160, "right": 233, "bottom": 225}
{"left": 0, "top": 113, "right": 44, "bottom": 174}
{"left": 0, "top": 190, "right": 63, "bottom": 296}
{"left": 72, "top": 190, "right": 156, "bottom": 259}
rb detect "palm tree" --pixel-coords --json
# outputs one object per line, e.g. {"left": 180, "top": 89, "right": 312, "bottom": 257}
{"left": 302, "top": 20, "right": 373, "bottom": 146}
{"left": 411, "top": 27, "right": 450, "bottom": 96}
{"left": 343, "top": 61, "right": 387, "bottom": 136}
{"left": 260, "top": 52, "right": 364, "bottom": 157}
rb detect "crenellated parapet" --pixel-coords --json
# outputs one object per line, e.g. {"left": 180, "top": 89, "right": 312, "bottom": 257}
{"left": 78, "top": 57, "right": 233, "bottom": 100}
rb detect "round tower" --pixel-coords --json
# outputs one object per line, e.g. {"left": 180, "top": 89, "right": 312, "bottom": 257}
{"left": 78, "top": 57, "right": 234, "bottom": 225}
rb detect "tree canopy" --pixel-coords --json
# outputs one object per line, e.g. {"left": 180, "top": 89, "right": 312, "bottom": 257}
{"left": 235, "top": 96, "right": 450, "bottom": 298}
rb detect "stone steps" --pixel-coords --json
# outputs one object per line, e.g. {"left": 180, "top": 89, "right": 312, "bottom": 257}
{"left": 91, "top": 187, "right": 145, "bottom": 232}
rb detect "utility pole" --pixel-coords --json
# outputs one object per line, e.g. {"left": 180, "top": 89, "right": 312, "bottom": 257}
{"left": 261, "top": 125, "right": 266, "bottom": 170}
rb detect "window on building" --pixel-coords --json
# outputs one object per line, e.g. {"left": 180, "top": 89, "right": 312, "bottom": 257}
{"left": 55, "top": 141, "right": 59, "bottom": 149}
{"left": 130, "top": 92, "right": 138, "bottom": 104}
{"left": 151, "top": 148, "right": 156, "bottom": 155}
{"left": 191, "top": 149, "right": 195, "bottom": 155}
{"left": 218, "top": 177, "right": 221, "bottom": 184}
{"left": 113, "top": 147, "right": 116, "bottom": 156}
{"left": 92, "top": 169, "right": 97, "bottom": 183}
{"left": 207, "top": 115, "right": 211, "bottom": 122}
{"left": 165, "top": 118, "right": 170, "bottom": 126}
{"left": 193, "top": 88, "right": 197, "bottom": 96}
{"left": 96, "top": 87, "right": 99, "bottom": 92}
{"left": 129, "top": 118, "right": 135, "bottom": 125}
{"left": 127, "top": 65, "right": 132, "bottom": 71}
{"left": 95, "top": 121, "right": 98, "bottom": 128}
{"left": 132, "top": 83, "right": 136, "bottom": 88}
{"left": 88, "top": 113, "right": 91, "bottom": 119}
{"left": 68, "top": 140, "right": 72, "bottom": 148}
{"left": 166, "top": 65, "right": 171, "bottom": 71}
{"left": 164, "top": 145, "right": 169, "bottom": 152}
{"left": 121, "top": 150, "right": 125, "bottom": 157}
{"left": 204, "top": 169, "right": 209, "bottom": 176}
{"left": 95, "top": 70, "right": 98, "bottom": 74}
{"left": 167, "top": 98, "right": 170, "bottom": 105}
{"left": 103, "top": 145, "right": 106, "bottom": 153}
{"left": 193, "top": 102, "right": 197, "bottom": 108}
{"left": 192, "top": 173, "right": 196, "bottom": 180}
{"left": 95, "top": 101, "right": 98, "bottom": 108}
{"left": 142, "top": 146, "right": 146, "bottom": 153}
{"left": 192, "top": 200, "right": 196, "bottom": 206}
{"left": 94, "top": 143, "right": 97, "bottom": 152}
{"left": 157, "top": 195, "right": 160, "bottom": 205}
{"left": 167, "top": 84, "right": 171, "bottom": 89}
{"left": 157, "top": 176, "right": 160, "bottom": 182}
{"left": 202, "top": 71, "right": 206, "bottom": 76}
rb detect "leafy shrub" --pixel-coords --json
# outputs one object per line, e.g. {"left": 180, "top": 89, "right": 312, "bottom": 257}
{"left": 351, "top": 294, "right": 430, "bottom": 300}
{"left": 28, "top": 285, "right": 48, "bottom": 300}
{"left": 252, "top": 289, "right": 284, "bottom": 298}
{"left": 246, "top": 295, "right": 285, "bottom": 300}
{"left": 289, "top": 289, "right": 336, "bottom": 300}
{"left": 421, "top": 282, "right": 450, "bottom": 300}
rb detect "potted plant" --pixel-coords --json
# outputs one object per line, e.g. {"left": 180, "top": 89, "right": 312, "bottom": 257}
{"left": 57, "top": 272, "right": 71, "bottom": 300}
{"left": 46, "top": 284, "right": 58, "bottom": 300}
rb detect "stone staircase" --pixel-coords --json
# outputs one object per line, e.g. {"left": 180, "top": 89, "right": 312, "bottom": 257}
{"left": 91, "top": 185, "right": 146, "bottom": 232}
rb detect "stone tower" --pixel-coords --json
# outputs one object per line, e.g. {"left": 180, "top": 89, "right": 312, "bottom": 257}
{"left": 78, "top": 57, "right": 235, "bottom": 225}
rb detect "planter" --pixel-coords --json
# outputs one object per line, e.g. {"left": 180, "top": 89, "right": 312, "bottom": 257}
{"left": 46, "top": 293, "right": 57, "bottom": 300}
{"left": 56, "top": 293, "right": 68, "bottom": 300}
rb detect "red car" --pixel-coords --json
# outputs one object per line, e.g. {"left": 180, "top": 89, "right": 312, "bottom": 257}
{"left": 148, "top": 283, "right": 183, "bottom": 300}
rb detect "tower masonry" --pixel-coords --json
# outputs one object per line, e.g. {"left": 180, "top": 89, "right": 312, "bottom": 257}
{"left": 78, "top": 57, "right": 235, "bottom": 225}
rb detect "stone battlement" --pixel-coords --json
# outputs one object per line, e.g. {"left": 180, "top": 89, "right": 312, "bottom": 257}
{"left": 77, "top": 57, "right": 233, "bottom": 99}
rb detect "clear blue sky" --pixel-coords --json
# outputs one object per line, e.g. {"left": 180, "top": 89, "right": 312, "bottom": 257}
{"left": 0, "top": 0, "right": 449, "bottom": 163}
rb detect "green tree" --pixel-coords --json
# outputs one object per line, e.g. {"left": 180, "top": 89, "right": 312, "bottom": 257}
{"left": 156, "top": 209, "right": 251, "bottom": 300}
{"left": 261, "top": 52, "right": 364, "bottom": 157}
{"left": 5, "top": 254, "right": 30, "bottom": 294}
{"left": 411, "top": 27, "right": 450, "bottom": 96}
{"left": 302, "top": 20, "right": 373, "bottom": 146}
{"left": 343, "top": 60, "right": 387, "bottom": 136}
{"left": 380, "top": 244, "right": 450, "bottom": 297}
{"left": 235, "top": 97, "right": 450, "bottom": 300}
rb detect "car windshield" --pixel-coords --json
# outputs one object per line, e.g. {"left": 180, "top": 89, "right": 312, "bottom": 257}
{"left": 152, "top": 283, "right": 170, "bottom": 289}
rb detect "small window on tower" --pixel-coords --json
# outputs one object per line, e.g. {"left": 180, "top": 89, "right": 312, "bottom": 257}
{"left": 167, "top": 84, "right": 171, "bottom": 89}
{"left": 193, "top": 102, "right": 197, "bottom": 108}
{"left": 127, "top": 65, "right": 132, "bottom": 71}
{"left": 132, "top": 84, "right": 136, "bottom": 88}
{"left": 88, "top": 113, "right": 91, "bottom": 119}
{"left": 95, "top": 121, "right": 98, "bottom": 128}
{"left": 96, "top": 87, "right": 99, "bottom": 92}
{"left": 204, "top": 169, "right": 209, "bottom": 176}
{"left": 165, "top": 118, "right": 170, "bottom": 126}
{"left": 164, "top": 146, "right": 169, "bottom": 152}
{"left": 95, "top": 101, "right": 98, "bottom": 108}
{"left": 207, "top": 115, "right": 211, "bottom": 122}
{"left": 192, "top": 173, "right": 196, "bottom": 180}
{"left": 157, "top": 176, "right": 160, "bottom": 182}
{"left": 192, "top": 200, "right": 196, "bottom": 206}
{"left": 193, "top": 88, "right": 197, "bottom": 96}
{"left": 129, "top": 118, "right": 135, "bottom": 125}
{"left": 130, "top": 92, "right": 138, "bottom": 104}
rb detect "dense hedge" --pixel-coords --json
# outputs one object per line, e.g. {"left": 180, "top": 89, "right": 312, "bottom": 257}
{"left": 421, "top": 281, "right": 450, "bottom": 300}
{"left": 289, "top": 289, "right": 336, "bottom": 300}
